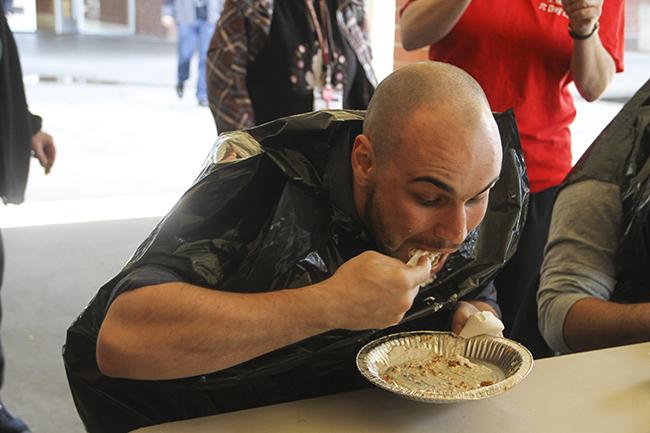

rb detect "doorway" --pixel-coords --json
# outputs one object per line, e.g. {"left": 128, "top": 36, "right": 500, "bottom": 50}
{"left": 75, "top": 0, "right": 135, "bottom": 35}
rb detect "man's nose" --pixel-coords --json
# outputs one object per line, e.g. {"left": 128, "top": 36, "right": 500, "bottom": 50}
{"left": 435, "top": 205, "right": 468, "bottom": 248}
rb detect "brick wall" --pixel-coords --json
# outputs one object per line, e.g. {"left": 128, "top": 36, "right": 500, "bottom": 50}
{"left": 135, "top": 0, "right": 168, "bottom": 38}
{"left": 393, "top": 0, "right": 428, "bottom": 70}
{"left": 36, "top": 0, "right": 53, "bottom": 13}
{"left": 36, "top": 0, "right": 55, "bottom": 31}
{"left": 99, "top": 0, "right": 128, "bottom": 25}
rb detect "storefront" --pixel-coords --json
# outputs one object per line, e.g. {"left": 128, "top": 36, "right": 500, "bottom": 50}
{"left": 7, "top": 0, "right": 137, "bottom": 35}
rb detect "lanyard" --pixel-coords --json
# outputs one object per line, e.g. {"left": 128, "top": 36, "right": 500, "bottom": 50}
{"left": 305, "top": 0, "right": 332, "bottom": 70}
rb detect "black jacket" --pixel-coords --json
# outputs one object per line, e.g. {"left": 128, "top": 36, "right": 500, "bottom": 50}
{"left": 0, "top": 3, "right": 41, "bottom": 205}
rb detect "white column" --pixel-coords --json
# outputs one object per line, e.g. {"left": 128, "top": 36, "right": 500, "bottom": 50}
{"left": 367, "top": 0, "right": 396, "bottom": 82}
{"left": 640, "top": 0, "right": 650, "bottom": 52}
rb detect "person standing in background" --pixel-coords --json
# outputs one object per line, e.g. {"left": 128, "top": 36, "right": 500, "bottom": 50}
{"left": 206, "top": 0, "right": 376, "bottom": 133}
{"left": 1, "top": 3, "right": 56, "bottom": 432}
{"left": 400, "top": 0, "right": 624, "bottom": 358}
{"left": 162, "top": 0, "right": 224, "bottom": 106}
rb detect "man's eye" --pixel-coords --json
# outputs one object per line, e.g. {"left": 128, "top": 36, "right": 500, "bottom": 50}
{"left": 418, "top": 197, "right": 442, "bottom": 207}
{"left": 468, "top": 193, "right": 489, "bottom": 204}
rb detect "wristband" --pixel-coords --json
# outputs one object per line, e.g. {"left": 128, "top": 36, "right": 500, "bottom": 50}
{"left": 568, "top": 21, "right": 599, "bottom": 40}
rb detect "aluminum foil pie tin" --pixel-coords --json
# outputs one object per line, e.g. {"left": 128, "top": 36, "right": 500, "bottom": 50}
{"left": 356, "top": 331, "right": 533, "bottom": 403}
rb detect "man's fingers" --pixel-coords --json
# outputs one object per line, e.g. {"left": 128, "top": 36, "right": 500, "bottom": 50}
{"left": 32, "top": 145, "right": 48, "bottom": 168}
{"left": 562, "top": 0, "right": 601, "bottom": 15}
{"left": 44, "top": 142, "right": 56, "bottom": 171}
{"left": 403, "top": 257, "right": 433, "bottom": 288}
{"left": 450, "top": 320, "right": 464, "bottom": 337}
{"left": 31, "top": 132, "right": 56, "bottom": 174}
{"left": 450, "top": 301, "right": 479, "bottom": 336}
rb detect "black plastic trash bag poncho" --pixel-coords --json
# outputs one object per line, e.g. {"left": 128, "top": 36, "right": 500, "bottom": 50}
{"left": 64, "top": 110, "right": 528, "bottom": 433}
{"left": 561, "top": 79, "right": 650, "bottom": 303}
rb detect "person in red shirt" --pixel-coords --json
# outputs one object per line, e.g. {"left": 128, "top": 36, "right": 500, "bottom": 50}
{"left": 400, "top": 0, "right": 624, "bottom": 357}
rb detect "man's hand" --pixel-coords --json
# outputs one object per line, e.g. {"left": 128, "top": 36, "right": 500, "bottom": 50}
{"left": 450, "top": 301, "right": 480, "bottom": 336}
{"left": 450, "top": 300, "right": 500, "bottom": 336}
{"left": 562, "top": 0, "right": 602, "bottom": 36}
{"left": 315, "top": 251, "right": 433, "bottom": 330}
{"left": 31, "top": 131, "right": 56, "bottom": 174}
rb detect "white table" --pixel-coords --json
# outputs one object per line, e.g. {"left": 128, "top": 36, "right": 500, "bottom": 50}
{"left": 135, "top": 342, "right": 650, "bottom": 433}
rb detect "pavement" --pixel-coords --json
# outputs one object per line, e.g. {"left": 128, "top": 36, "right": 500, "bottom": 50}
{"left": 3, "top": 33, "right": 218, "bottom": 228}
{"left": 0, "top": 32, "right": 648, "bottom": 432}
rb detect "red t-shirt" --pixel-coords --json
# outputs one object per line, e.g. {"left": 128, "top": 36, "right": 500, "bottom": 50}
{"left": 401, "top": 0, "right": 624, "bottom": 192}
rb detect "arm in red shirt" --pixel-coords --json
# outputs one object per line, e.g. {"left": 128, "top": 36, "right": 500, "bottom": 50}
{"left": 564, "top": 0, "right": 617, "bottom": 101}
{"left": 399, "top": 0, "right": 471, "bottom": 51}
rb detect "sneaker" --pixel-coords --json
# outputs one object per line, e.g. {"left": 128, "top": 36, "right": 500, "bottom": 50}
{"left": 198, "top": 98, "right": 209, "bottom": 107}
{"left": 0, "top": 402, "right": 29, "bottom": 433}
{"left": 176, "top": 84, "right": 184, "bottom": 98}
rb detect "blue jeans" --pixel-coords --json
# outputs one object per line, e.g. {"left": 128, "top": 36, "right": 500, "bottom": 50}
{"left": 177, "top": 20, "right": 214, "bottom": 102}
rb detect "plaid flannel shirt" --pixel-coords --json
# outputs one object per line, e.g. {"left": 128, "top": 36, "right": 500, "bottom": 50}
{"left": 206, "top": 0, "right": 376, "bottom": 132}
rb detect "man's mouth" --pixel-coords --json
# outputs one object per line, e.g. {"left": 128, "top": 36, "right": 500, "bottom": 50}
{"left": 406, "top": 248, "right": 443, "bottom": 268}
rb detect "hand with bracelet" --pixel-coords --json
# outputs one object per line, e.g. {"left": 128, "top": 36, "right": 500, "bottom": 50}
{"left": 562, "top": 0, "right": 603, "bottom": 39}
{"left": 561, "top": 0, "right": 614, "bottom": 101}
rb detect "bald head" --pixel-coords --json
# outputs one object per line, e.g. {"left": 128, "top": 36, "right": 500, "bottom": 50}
{"left": 351, "top": 62, "right": 502, "bottom": 263}
{"left": 363, "top": 62, "right": 495, "bottom": 161}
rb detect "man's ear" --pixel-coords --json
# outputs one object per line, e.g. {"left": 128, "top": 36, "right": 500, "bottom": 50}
{"left": 351, "top": 134, "right": 376, "bottom": 187}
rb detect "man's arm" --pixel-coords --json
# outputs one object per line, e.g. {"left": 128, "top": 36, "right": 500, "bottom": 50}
{"left": 97, "top": 252, "right": 434, "bottom": 380}
{"left": 538, "top": 180, "right": 648, "bottom": 353}
{"left": 563, "top": 298, "right": 650, "bottom": 352}
{"left": 399, "top": 0, "right": 471, "bottom": 51}
{"left": 563, "top": 0, "right": 616, "bottom": 101}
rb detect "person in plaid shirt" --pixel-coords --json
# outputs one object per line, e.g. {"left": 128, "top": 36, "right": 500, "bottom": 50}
{"left": 206, "top": 0, "right": 376, "bottom": 132}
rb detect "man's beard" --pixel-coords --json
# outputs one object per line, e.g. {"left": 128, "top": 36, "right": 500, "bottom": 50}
{"left": 363, "top": 184, "right": 464, "bottom": 260}
{"left": 363, "top": 184, "right": 399, "bottom": 257}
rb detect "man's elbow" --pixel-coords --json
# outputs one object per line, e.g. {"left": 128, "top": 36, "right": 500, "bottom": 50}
{"left": 400, "top": 23, "right": 422, "bottom": 52}
{"left": 576, "top": 80, "right": 609, "bottom": 102}
{"left": 578, "top": 88, "right": 602, "bottom": 103}
{"left": 399, "top": 11, "right": 428, "bottom": 52}
{"left": 96, "top": 333, "right": 121, "bottom": 378}
{"left": 400, "top": 31, "right": 418, "bottom": 52}
{"left": 96, "top": 324, "right": 135, "bottom": 378}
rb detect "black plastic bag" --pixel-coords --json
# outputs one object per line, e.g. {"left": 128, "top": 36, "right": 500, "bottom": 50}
{"left": 64, "top": 109, "right": 528, "bottom": 433}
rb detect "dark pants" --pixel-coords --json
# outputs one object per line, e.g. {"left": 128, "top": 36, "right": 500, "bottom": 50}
{"left": 496, "top": 186, "right": 558, "bottom": 359}
{"left": 0, "top": 229, "right": 5, "bottom": 388}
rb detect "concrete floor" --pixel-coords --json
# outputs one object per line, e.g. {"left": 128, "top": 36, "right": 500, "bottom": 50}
{"left": 2, "top": 218, "right": 158, "bottom": 432}
{"left": 0, "top": 32, "right": 648, "bottom": 432}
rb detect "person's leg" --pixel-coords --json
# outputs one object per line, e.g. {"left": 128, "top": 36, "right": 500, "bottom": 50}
{"left": 177, "top": 22, "right": 197, "bottom": 98}
{"left": 0, "top": 230, "right": 29, "bottom": 433}
{"left": 495, "top": 186, "right": 558, "bottom": 359}
{"left": 196, "top": 21, "right": 213, "bottom": 106}
{"left": 0, "top": 229, "right": 4, "bottom": 390}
